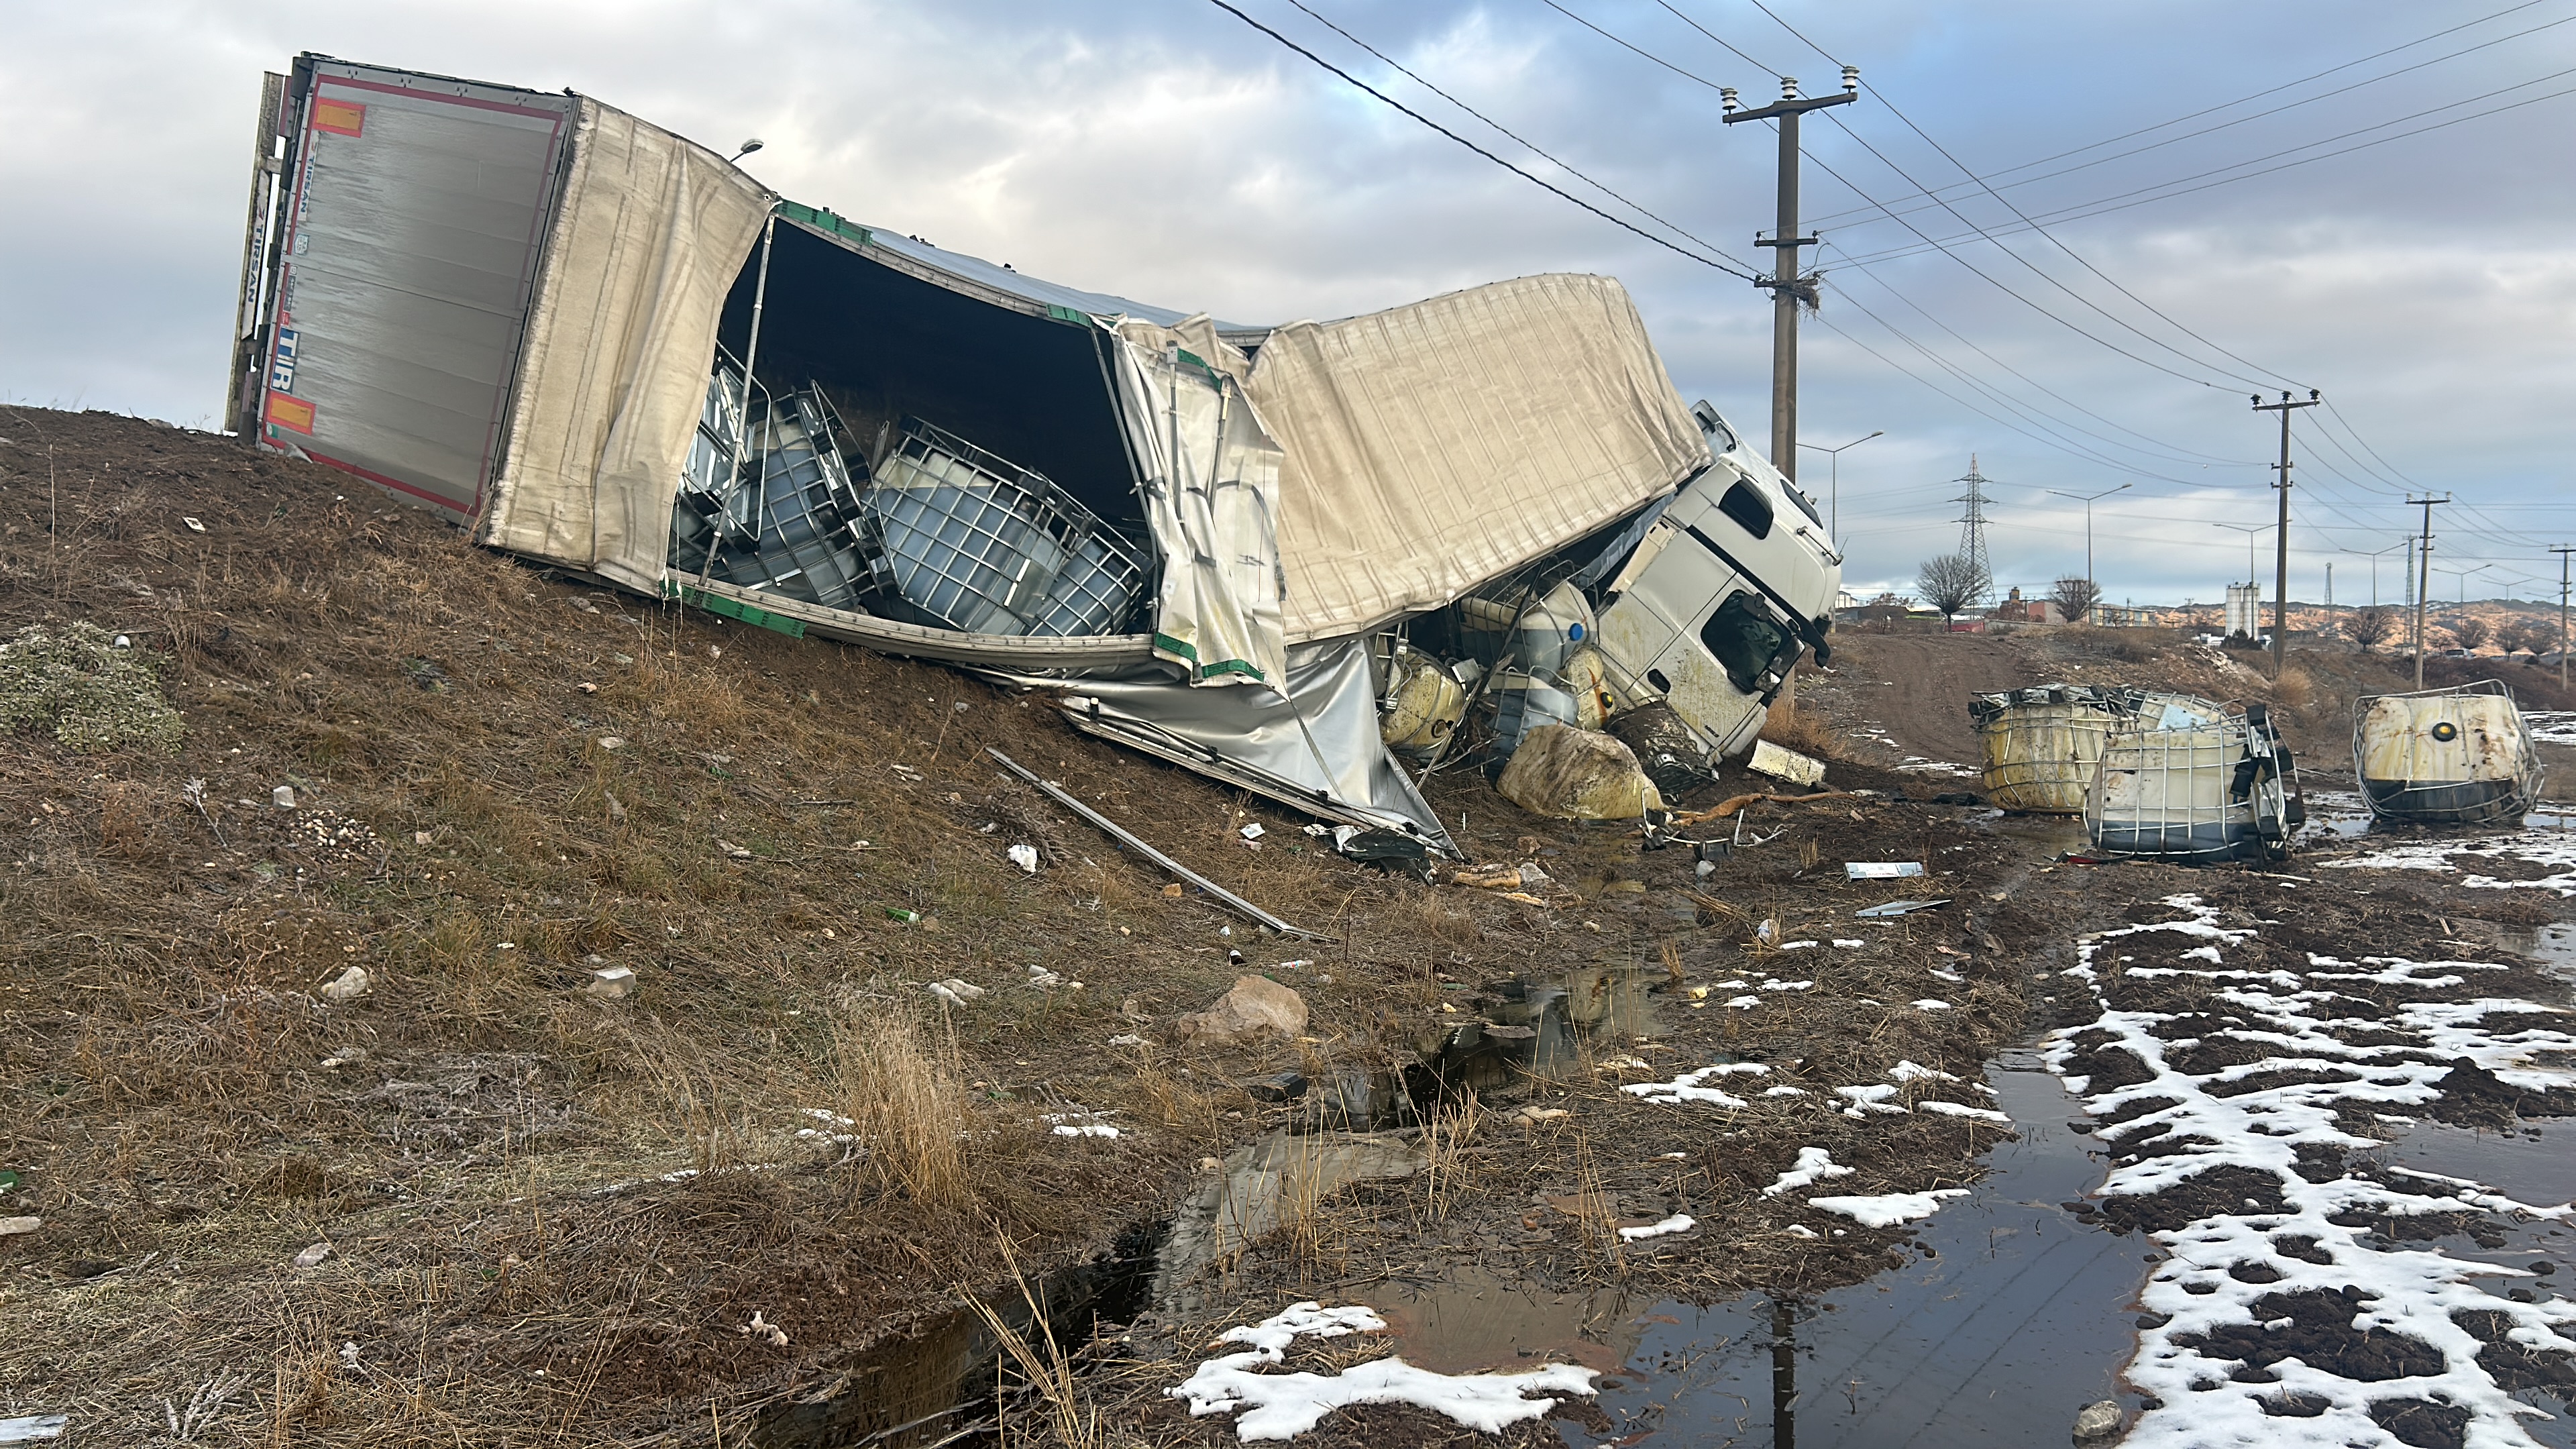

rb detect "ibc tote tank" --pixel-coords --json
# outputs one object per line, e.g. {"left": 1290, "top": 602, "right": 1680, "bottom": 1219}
{"left": 2354, "top": 682, "right": 2542, "bottom": 826}
{"left": 1970, "top": 685, "right": 2125, "bottom": 814}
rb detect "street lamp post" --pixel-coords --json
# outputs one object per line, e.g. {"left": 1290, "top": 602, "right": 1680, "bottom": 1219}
{"left": 1796, "top": 430, "right": 1883, "bottom": 548}
{"left": 2045, "top": 482, "right": 2133, "bottom": 591}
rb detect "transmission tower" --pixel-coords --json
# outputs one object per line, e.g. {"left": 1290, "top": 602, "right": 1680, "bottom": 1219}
{"left": 1951, "top": 455, "right": 1994, "bottom": 605}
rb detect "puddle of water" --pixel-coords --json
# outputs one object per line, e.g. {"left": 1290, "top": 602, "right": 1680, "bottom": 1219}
{"left": 1364, "top": 1271, "right": 1649, "bottom": 1377}
{"left": 1562, "top": 1059, "right": 2157, "bottom": 1448}
{"left": 758, "top": 1222, "right": 1158, "bottom": 1448}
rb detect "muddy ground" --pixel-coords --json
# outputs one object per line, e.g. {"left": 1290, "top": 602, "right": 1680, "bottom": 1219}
{"left": 2, "top": 407, "right": 2570, "bottom": 1448}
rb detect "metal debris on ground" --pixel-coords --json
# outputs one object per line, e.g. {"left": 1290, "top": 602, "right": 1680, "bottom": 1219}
{"left": 1748, "top": 739, "right": 1826, "bottom": 788}
{"left": 985, "top": 747, "right": 1324, "bottom": 940}
{"left": 1844, "top": 862, "right": 1925, "bottom": 879}
{"left": 1854, "top": 899, "right": 1952, "bottom": 918}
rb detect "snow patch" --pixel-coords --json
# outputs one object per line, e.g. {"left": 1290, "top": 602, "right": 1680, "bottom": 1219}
{"left": 1762, "top": 1146, "right": 1856, "bottom": 1197}
{"left": 1623, "top": 1063, "right": 1766, "bottom": 1109}
{"left": 1619, "top": 1213, "right": 1696, "bottom": 1241}
{"left": 1169, "top": 1301, "right": 1597, "bottom": 1440}
{"left": 2048, "top": 893, "right": 2576, "bottom": 1448}
{"left": 1808, "top": 1189, "right": 1970, "bottom": 1227}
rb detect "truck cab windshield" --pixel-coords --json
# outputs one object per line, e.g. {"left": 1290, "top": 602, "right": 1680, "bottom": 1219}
{"left": 1700, "top": 592, "right": 1794, "bottom": 695}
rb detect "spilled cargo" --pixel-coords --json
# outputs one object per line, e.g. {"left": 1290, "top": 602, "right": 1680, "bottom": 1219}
{"left": 2353, "top": 681, "right": 2544, "bottom": 826}
{"left": 227, "top": 54, "right": 1840, "bottom": 843}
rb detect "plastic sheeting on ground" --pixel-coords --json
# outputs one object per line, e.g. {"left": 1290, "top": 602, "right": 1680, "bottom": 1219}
{"left": 1049, "top": 638, "right": 1456, "bottom": 853}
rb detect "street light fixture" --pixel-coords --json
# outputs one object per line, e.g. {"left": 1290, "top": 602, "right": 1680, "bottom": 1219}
{"left": 1795, "top": 429, "right": 1882, "bottom": 547}
{"left": 729, "top": 138, "right": 765, "bottom": 163}
{"left": 2343, "top": 539, "right": 2408, "bottom": 607}
{"left": 2045, "top": 482, "right": 2132, "bottom": 588}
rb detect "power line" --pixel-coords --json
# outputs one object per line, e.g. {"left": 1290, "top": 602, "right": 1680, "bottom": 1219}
{"left": 1802, "top": 5, "right": 2576, "bottom": 229}
{"left": 1832, "top": 68, "right": 2576, "bottom": 264}
{"left": 1273, "top": 0, "right": 1734, "bottom": 263}
{"left": 1195, "top": 0, "right": 1762, "bottom": 279}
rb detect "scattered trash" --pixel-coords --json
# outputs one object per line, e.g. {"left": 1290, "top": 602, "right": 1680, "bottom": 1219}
{"left": 318, "top": 1046, "right": 369, "bottom": 1069}
{"left": 1171, "top": 975, "right": 1308, "bottom": 1044}
{"left": 1618, "top": 1213, "right": 1696, "bottom": 1241}
{"left": 1748, "top": 739, "right": 1825, "bottom": 789}
{"left": 1334, "top": 826, "right": 1434, "bottom": 881}
{"left": 1508, "top": 1105, "right": 1572, "bottom": 1126}
{"left": 0, "top": 1415, "right": 67, "bottom": 1444}
{"left": 1495, "top": 724, "right": 1662, "bottom": 821}
{"left": 1044, "top": 1111, "right": 1122, "bottom": 1139}
{"left": 1026, "top": 964, "right": 1064, "bottom": 988}
{"left": 1238, "top": 822, "right": 1265, "bottom": 841}
{"left": 318, "top": 965, "right": 371, "bottom": 1004}
{"left": 1755, "top": 918, "right": 1780, "bottom": 946}
{"left": 182, "top": 516, "right": 206, "bottom": 533}
{"left": 988, "top": 748, "right": 1322, "bottom": 940}
{"left": 1108, "top": 1033, "right": 1147, "bottom": 1048}
{"left": 0, "top": 1217, "right": 40, "bottom": 1238}
{"left": 1843, "top": 861, "right": 1925, "bottom": 879}
{"left": 270, "top": 784, "right": 296, "bottom": 809}
{"left": 928, "top": 978, "right": 987, "bottom": 1006}
{"left": 1166, "top": 1299, "right": 1596, "bottom": 1439}
{"left": 717, "top": 839, "right": 752, "bottom": 859}
{"left": 740, "top": 1311, "right": 789, "bottom": 1348}
{"left": 1855, "top": 899, "right": 1951, "bottom": 918}
{"left": 292, "top": 1242, "right": 332, "bottom": 1269}
{"left": 1240, "top": 1070, "right": 1310, "bottom": 1102}
{"left": 884, "top": 906, "right": 923, "bottom": 924}
{"left": 584, "top": 966, "right": 636, "bottom": 1000}
{"left": 1006, "top": 843, "right": 1038, "bottom": 873}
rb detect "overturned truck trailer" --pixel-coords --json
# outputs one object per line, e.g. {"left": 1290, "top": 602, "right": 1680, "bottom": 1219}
{"left": 226, "top": 54, "right": 1839, "bottom": 851}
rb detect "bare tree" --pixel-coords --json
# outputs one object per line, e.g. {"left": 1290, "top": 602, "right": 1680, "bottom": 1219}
{"left": 2346, "top": 606, "right": 2394, "bottom": 653}
{"left": 2050, "top": 576, "right": 2104, "bottom": 624}
{"left": 1916, "top": 555, "right": 1989, "bottom": 625}
{"left": 2496, "top": 623, "right": 2535, "bottom": 655}
{"left": 2450, "top": 616, "right": 2491, "bottom": 652}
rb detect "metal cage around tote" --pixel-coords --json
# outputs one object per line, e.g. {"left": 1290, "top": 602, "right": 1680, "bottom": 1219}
{"left": 2085, "top": 703, "right": 2295, "bottom": 863}
{"left": 2353, "top": 680, "right": 2544, "bottom": 826}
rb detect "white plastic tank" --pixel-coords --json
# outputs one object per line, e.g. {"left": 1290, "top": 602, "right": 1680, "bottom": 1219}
{"left": 2353, "top": 682, "right": 2541, "bottom": 825}
{"left": 1972, "top": 687, "right": 2222, "bottom": 814}
{"left": 2085, "top": 700, "right": 2294, "bottom": 862}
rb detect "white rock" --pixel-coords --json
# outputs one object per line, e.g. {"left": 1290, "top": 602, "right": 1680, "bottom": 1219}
{"left": 271, "top": 785, "right": 296, "bottom": 809}
{"left": 0, "top": 1216, "right": 40, "bottom": 1237}
{"left": 586, "top": 966, "right": 635, "bottom": 1000}
{"left": 319, "top": 965, "right": 371, "bottom": 1004}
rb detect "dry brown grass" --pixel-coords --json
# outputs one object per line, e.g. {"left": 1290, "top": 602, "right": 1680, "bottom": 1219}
{"left": 835, "top": 1003, "right": 971, "bottom": 1211}
{"left": 1758, "top": 696, "right": 1849, "bottom": 759}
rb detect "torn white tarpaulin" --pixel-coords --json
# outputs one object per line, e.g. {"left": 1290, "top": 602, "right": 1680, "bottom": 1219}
{"left": 1052, "top": 637, "right": 1455, "bottom": 853}
{"left": 1110, "top": 320, "right": 1288, "bottom": 690}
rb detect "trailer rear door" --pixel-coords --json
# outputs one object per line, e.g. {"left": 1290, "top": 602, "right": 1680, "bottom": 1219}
{"left": 254, "top": 58, "right": 577, "bottom": 515}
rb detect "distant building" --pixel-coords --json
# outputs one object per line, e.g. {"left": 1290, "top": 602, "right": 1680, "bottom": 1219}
{"left": 2224, "top": 583, "right": 2262, "bottom": 639}
{"left": 2095, "top": 602, "right": 2156, "bottom": 628}
{"left": 1989, "top": 585, "right": 2063, "bottom": 625}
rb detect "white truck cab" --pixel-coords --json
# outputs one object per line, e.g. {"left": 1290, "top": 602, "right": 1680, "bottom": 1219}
{"left": 1595, "top": 402, "right": 1843, "bottom": 758}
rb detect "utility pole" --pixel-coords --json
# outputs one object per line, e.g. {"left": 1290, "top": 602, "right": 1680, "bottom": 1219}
{"left": 2252, "top": 390, "right": 2321, "bottom": 680}
{"left": 2553, "top": 545, "right": 2573, "bottom": 692}
{"left": 1723, "top": 68, "right": 1858, "bottom": 482}
{"left": 2049, "top": 482, "right": 2132, "bottom": 594}
{"left": 1797, "top": 428, "right": 1881, "bottom": 547}
{"left": 2409, "top": 494, "right": 2449, "bottom": 690}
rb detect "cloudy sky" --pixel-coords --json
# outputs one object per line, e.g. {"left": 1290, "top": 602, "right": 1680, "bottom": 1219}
{"left": 5, "top": 0, "right": 2571, "bottom": 606}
